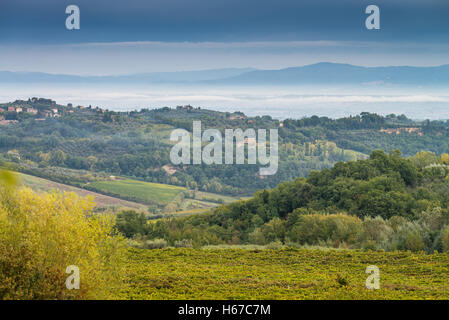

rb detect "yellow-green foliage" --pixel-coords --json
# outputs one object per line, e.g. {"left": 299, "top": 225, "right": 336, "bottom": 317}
{"left": 122, "top": 248, "right": 449, "bottom": 300}
{"left": 0, "top": 178, "right": 127, "bottom": 300}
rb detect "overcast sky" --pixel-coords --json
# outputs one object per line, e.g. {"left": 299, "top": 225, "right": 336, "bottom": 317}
{"left": 0, "top": 0, "right": 448, "bottom": 75}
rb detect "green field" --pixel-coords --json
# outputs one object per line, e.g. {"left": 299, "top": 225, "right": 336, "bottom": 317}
{"left": 121, "top": 247, "right": 449, "bottom": 300}
{"left": 87, "top": 178, "right": 186, "bottom": 205}
{"left": 194, "top": 191, "right": 244, "bottom": 204}
{"left": 85, "top": 177, "right": 240, "bottom": 212}
{"left": 15, "top": 170, "right": 239, "bottom": 215}
{"left": 16, "top": 172, "right": 148, "bottom": 211}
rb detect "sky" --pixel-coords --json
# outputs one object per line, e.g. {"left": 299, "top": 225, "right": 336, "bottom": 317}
{"left": 0, "top": 0, "right": 448, "bottom": 75}
{"left": 1, "top": 0, "right": 449, "bottom": 119}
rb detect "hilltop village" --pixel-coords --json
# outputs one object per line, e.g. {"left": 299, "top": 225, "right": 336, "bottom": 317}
{"left": 0, "top": 97, "right": 107, "bottom": 125}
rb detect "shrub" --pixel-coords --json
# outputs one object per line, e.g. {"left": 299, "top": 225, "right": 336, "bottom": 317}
{"left": 174, "top": 239, "right": 193, "bottom": 248}
{"left": 0, "top": 182, "right": 126, "bottom": 299}
{"left": 389, "top": 222, "right": 428, "bottom": 252}
{"left": 265, "top": 240, "right": 284, "bottom": 250}
{"left": 357, "top": 216, "right": 393, "bottom": 250}
{"left": 248, "top": 227, "right": 266, "bottom": 245}
{"left": 144, "top": 238, "right": 168, "bottom": 249}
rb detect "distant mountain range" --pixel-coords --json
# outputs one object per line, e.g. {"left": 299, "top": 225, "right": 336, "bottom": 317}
{"left": 0, "top": 68, "right": 256, "bottom": 84}
{"left": 211, "top": 63, "right": 449, "bottom": 86}
{"left": 2, "top": 63, "right": 449, "bottom": 86}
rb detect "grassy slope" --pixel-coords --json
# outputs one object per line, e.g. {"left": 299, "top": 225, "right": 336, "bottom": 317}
{"left": 17, "top": 172, "right": 148, "bottom": 211}
{"left": 17, "top": 170, "right": 238, "bottom": 215}
{"left": 18, "top": 170, "right": 239, "bottom": 215}
{"left": 86, "top": 178, "right": 240, "bottom": 209}
{"left": 122, "top": 248, "right": 449, "bottom": 300}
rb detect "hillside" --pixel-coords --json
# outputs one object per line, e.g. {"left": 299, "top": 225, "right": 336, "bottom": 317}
{"left": 1, "top": 98, "right": 449, "bottom": 199}
{"left": 140, "top": 151, "right": 449, "bottom": 252}
{"left": 16, "top": 170, "right": 237, "bottom": 216}
{"left": 18, "top": 171, "right": 149, "bottom": 211}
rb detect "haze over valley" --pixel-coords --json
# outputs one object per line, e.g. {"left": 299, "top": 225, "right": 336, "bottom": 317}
{"left": 2, "top": 63, "right": 449, "bottom": 120}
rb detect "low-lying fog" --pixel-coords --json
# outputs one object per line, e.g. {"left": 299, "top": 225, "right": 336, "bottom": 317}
{"left": 1, "top": 83, "right": 449, "bottom": 120}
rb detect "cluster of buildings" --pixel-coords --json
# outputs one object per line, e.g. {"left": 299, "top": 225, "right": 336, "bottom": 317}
{"left": 0, "top": 106, "right": 39, "bottom": 114}
{"left": 0, "top": 105, "right": 61, "bottom": 124}
{"left": 176, "top": 104, "right": 194, "bottom": 111}
{"left": 379, "top": 127, "right": 423, "bottom": 136}
{"left": 0, "top": 98, "right": 112, "bottom": 127}
{"left": 228, "top": 114, "right": 246, "bottom": 120}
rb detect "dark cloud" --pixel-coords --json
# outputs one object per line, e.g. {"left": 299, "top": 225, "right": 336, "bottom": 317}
{"left": 0, "top": 0, "right": 448, "bottom": 44}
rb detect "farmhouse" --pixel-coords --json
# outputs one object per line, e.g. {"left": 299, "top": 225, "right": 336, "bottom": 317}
{"left": 26, "top": 108, "right": 38, "bottom": 114}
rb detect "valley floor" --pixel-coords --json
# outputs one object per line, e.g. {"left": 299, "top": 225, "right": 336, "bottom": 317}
{"left": 121, "top": 248, "right": 449, "bottom": 300}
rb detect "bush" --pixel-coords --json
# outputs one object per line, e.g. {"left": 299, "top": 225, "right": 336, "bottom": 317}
{"left": 174, "top": 239, "right": 193, "bottom": 248}
{"left": 0, "top": 182, "right": 126, "bottom": 299}
{"left": 248, "top": 227, "right": 266, "bottom": 245}
{"left": 357, "top": 216, "right": 393, "bottom": 250}
{"left": 144, "top": 238, "right": 168, "bottom": 249}
{"left": 389, "top": 222, "right": 428, "bottom": 252}
{"left": 266, "top": 240, "right": 284, "bottom": 250}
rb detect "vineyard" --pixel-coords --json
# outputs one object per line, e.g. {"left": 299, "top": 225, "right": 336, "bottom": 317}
{"left": 121, "top": 247, "right": 449, "bottom": 300}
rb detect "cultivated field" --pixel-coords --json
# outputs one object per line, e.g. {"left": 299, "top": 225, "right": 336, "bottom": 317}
{"left": 87, "top": 178, "right": 186, "bottom": 205}
{"left": 86, "top": 177, "right": 239, "bottom": 212}
{"left": 121, "top": 247, "right": 449, "bottom": 300}
{"left": 17, "top": 172, "right": 148, "bottom": 211}
{"left": 16, "top": 171, "right": 239, "bottom": 216}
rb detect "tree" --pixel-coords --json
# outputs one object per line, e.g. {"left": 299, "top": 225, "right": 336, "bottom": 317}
{"left": 50, "top": 150, "right": 67, "bottom": 166}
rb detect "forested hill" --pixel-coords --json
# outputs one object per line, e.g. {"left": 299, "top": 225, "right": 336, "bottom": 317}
{"left": 0, "top": 98, "right": 449, "bottom": 197}
{"left": 143, "top": 150, "right": 449, "bottom": 252}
